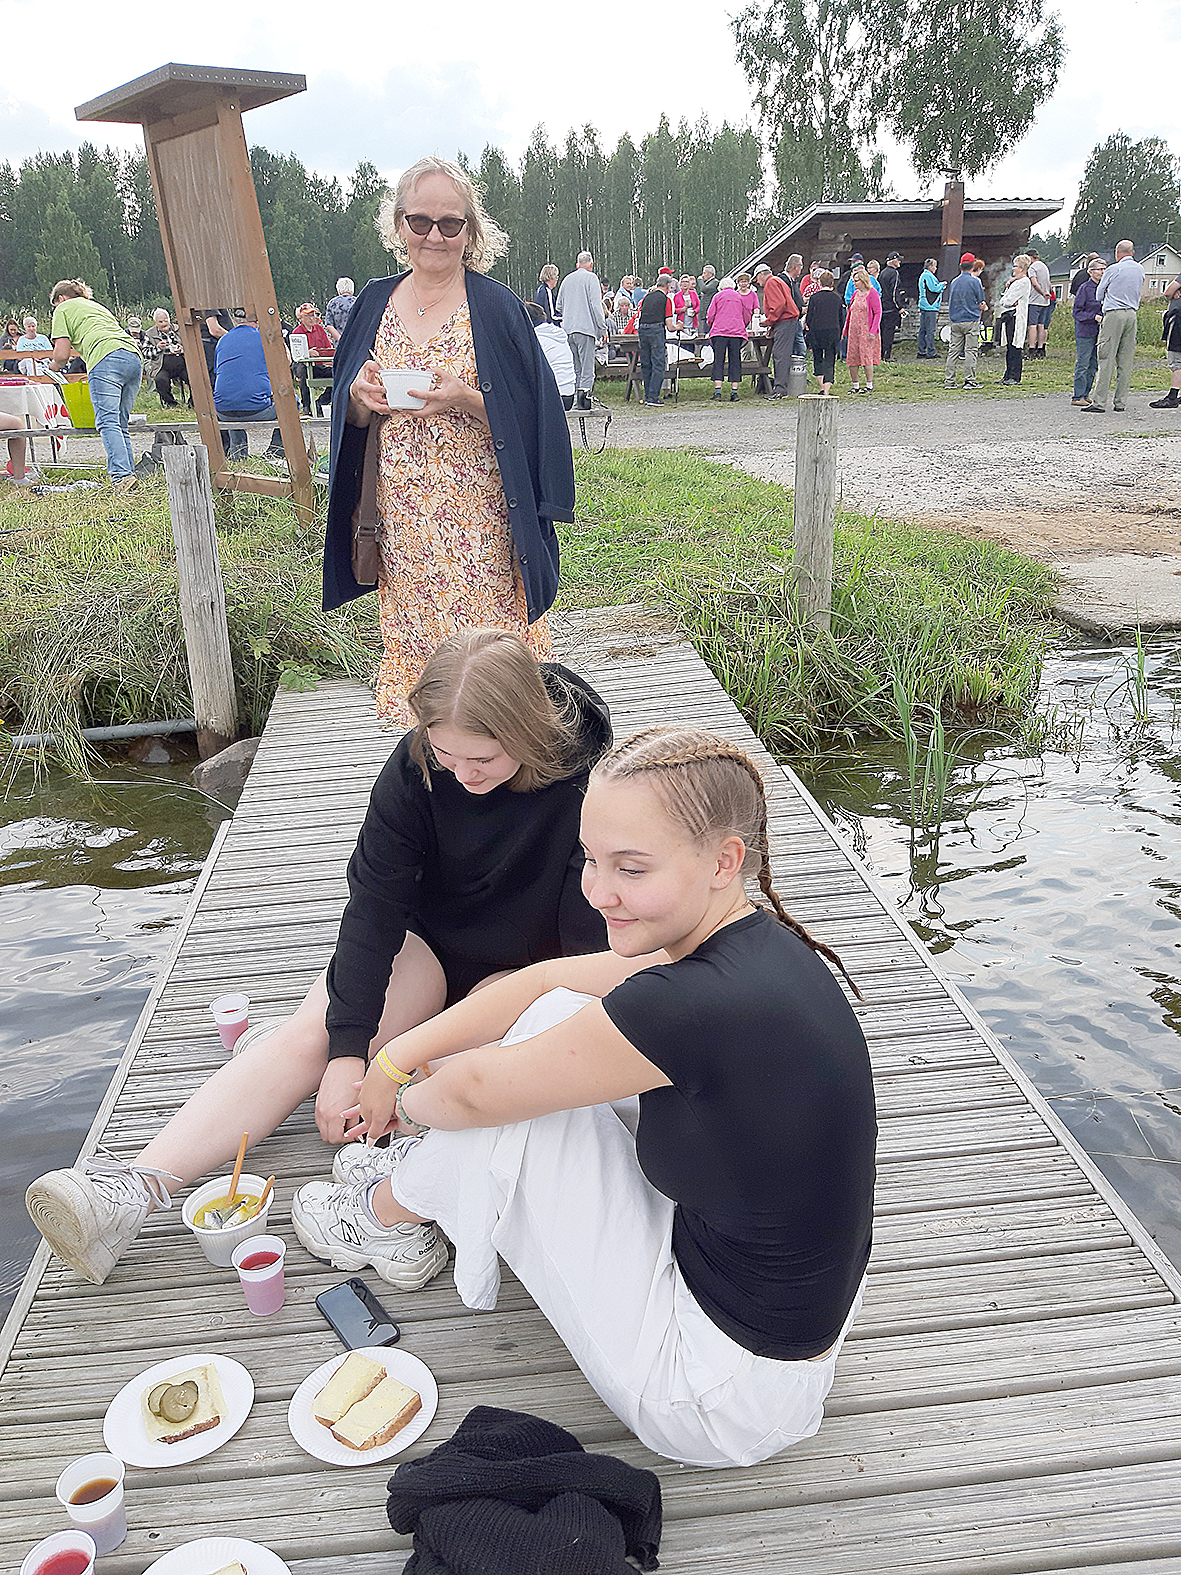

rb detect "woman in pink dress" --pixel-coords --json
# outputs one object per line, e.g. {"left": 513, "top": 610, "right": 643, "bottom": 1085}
{"left": 845, "top": 268, "right": 882, "bottom": 393}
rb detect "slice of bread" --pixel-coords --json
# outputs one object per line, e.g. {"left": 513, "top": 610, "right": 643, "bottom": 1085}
{"left": 140, "top": 1362, "right": 226, "bottom": 1445}
{"left": 330, "top": 1372, "right": 421, "bottom": 1451}
{"left": 313, "top": 1350, "right": 386, "bottom": 1427}
{"left": 210, "top": 1564, "right": 248, "bottom": 1575}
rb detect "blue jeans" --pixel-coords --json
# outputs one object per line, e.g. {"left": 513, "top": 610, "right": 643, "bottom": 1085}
{"left": 1073, "top": 335, "right": 1098, "bottom": 401}
{"left": 918, "top": 310, "right": 938, "bottom": 357}
{"left": 216, "top": 404, "right": 284, "bottom": 460}
{"left": 638, "top": 325, "right": 666, "bottom": 403}
{"left": 792, "top": 321, "right": 807, "bottom": 356}
{"left": 88, "top": 347, "right": 143, "bottom": 479}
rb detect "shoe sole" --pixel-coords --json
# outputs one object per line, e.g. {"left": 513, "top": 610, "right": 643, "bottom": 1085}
{"left": 290, "top": 1203, "right": 449, "bottom": 1289}
{"left": 25, "top": 1171, "right": 116, "bottom": 1285}
{"left": 231, "top": 1017, "right": 287, "bottom": 1058}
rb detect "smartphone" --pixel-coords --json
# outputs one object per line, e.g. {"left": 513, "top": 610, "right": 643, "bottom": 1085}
{"left": 315, "top": 1277, "right": 402, "bottom": 1350}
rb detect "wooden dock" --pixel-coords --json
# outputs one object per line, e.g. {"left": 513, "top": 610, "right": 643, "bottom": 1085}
{"left": 5, "top": 605, "right": 1181, "bottom": 1573}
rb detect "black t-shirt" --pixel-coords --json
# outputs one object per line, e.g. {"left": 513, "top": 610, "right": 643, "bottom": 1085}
{"left": 324, "top": 666, "right": 612, "bottom": 1059}
{"left": 804, "top": 290, "right": 843, "bottom": 341}
{"left": 639, "top": 289, "right": 669, "bottom": 325}
{"left": 1070, "top": 269, "right": 1090, "bottom": 295}
{"left": 603, "top": 909, "right": 876, "bottom": 1360}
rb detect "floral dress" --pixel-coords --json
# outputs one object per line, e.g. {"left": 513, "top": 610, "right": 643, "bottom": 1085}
{"left": 371, "top": 297, "right": 552, "bottom": 725}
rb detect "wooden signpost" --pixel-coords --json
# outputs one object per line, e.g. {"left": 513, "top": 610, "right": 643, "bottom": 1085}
{"left": 792, "top": 395, "right": 838, "bottom": 632}
{"left": 75, "top": 63, "right": 314, "bottom": 515}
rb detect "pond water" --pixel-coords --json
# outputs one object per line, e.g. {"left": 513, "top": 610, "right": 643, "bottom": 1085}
{"left": 0, "top": 765, "right": 228, "bottom": 1319}
{"left": 795, "top": 633, "right": 1181, "bottom": 1271}
{"left": 3, "top": 635, "right": 1181, "bottom": 1319}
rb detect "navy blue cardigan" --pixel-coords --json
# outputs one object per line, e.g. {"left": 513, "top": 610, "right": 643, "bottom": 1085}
{"left": 323, "top": 270, "right": 574, "bottom": 617}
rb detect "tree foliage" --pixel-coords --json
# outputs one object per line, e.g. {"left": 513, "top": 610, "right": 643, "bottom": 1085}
{"left": 867, "top": 0, "right": 1063, "bottom": 182}
{"left": 732, "top": 0, "right": 888, "bottom": 212}
{"left": 1068, "top": 133, "right": 1181, "bottom": 256}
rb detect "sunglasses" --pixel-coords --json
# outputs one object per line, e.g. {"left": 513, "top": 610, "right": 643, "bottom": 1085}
{"left": 402, "top": 213, "right": 467, "bottom": 238}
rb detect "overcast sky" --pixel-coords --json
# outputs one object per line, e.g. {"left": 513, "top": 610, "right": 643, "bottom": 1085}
{"left": 2, "top": 0, "right": 1178, "bottom": 241}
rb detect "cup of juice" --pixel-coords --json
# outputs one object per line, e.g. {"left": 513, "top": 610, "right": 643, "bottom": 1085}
{"left": 19, "top": 1530, "right": 96, "bottom": 1575}
{"left": 209, "top": 992, "right": 250, "bottom": 1051}
{"left": 55, "top": 1453, "right": 126, "bottom": 1554}
{"left": 232, "top": 1233, "right": 287, "bottom": 1315}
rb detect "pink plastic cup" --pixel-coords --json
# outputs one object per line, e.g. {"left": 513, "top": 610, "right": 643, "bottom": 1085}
{"left": 210, "top": 992, "right": 250, "bottom": 1051}
{"left": 232, "top": 1233, "right": 286, "bottom": 1315}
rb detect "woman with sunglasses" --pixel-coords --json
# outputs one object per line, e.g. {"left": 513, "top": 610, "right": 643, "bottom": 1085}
{"left": 324, "top": 156, "right": 574, "bottom": 725}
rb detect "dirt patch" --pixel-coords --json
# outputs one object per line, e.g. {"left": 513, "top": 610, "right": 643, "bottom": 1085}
{"left": 892, "top": 503, "right": 1181, "bottom": 563}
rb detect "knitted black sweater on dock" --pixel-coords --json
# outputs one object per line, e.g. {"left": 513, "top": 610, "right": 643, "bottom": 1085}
{"left": 386, "top": 1406, "right": 662, "bottom": 1574}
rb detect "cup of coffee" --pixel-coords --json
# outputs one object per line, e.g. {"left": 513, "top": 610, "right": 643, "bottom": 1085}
{"left": 20, "top": 1530, "right": 96, "bottom": 1575}
{"left": 55, "top": 1454, "right": 126, "bottom": 1555}
{"left": 209, "top": 992, "right": 250, "bottom": 1051}
{"left": 380, "top": 368, "right": 434, "bottom": 410}
{"left": 232, "top": 1233, "right": 287, "bottom": 1316}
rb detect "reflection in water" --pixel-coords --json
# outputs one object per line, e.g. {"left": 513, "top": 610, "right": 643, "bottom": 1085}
{"left": 0, "top": 765, "right": 226, "bottom": 1318}
{"left": 795, "top": 636, "right": 1181, "bottom": 1271}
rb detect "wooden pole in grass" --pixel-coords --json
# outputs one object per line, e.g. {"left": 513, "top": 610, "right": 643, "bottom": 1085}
{"left": 792, "top": 394, "right": 838, "bottom": 632}
{"left": 162, "top": 443, "right": 238, "bottom": 758}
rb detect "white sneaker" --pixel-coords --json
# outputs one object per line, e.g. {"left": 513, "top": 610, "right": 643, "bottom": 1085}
{"left": 11, "top": 466, "right": 41, "bottom": 486}
{"left": 291, "top": 1176, "right": 448, "bottom": 1289}
{"left": 230, "top": 1016, "right": 288, "bottom": 1057}
{"left": 25, "top": 1148, "right": 177, "bottom": 1284}
{"left": 332, "top": 1135, "right": 421, "bottom": 1186}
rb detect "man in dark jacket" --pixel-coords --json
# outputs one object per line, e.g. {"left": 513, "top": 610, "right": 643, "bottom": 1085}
{"left": 878, "top": 253, "right": 903, "bottom": 361}
{"left": 1150, "top": 272, "right": 1181, "bottom": 410}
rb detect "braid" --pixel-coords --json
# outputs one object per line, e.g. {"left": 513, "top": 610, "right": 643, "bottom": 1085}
{"left": 596, "top": 726, "right": 862, "bottom": 1001}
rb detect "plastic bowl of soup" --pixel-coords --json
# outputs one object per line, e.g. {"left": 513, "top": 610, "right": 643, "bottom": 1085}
{"left": 182, "top": 1173, "right": 274, "bottom": 1268}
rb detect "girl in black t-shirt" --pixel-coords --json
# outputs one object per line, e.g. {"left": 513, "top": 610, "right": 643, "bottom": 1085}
{"left": 25, "top": 630, "right": 611, "bottom": 1287}
{"left": 301, "top": 726, "right": 876, "bottom": 1467}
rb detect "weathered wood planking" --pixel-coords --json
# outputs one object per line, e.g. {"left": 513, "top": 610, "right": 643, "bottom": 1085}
{"left": 2, "top": 604, "right": 1180, "bottom": 1575}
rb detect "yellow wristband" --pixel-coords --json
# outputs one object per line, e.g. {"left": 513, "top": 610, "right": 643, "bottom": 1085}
{"left": 374, "top": 1049, "right": 412, "bottom": 1085}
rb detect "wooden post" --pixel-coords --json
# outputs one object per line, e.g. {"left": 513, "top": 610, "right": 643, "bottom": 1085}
{"left": 792, "top": 395, "right": 838, "bottom": 632}
{"left": 940, "top": 177, "right": 965, "bottom": 282}
{"left": 162, "top": 443, "right": 238, "bottom": 758}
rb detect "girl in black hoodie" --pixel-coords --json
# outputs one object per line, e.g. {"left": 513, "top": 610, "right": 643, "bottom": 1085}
{"left": 25, "top": 630, "right": 612, "bottom": 1285}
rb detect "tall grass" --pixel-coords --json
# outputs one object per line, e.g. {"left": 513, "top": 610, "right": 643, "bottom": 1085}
{"left": 0, "top": 476, "right": 378, "bottom": 776}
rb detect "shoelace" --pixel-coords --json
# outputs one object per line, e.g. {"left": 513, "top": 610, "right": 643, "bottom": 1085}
{"left": 82, "top": 1147, "right": 178, "bottom": 1211}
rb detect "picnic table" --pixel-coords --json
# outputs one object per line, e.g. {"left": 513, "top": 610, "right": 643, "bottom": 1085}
{"left": 606, "top": 332, "right": 775, "bottom": 401}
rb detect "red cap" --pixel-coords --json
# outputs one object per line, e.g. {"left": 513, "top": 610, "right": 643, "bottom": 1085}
{"left": 960, "top": 253, "right": 976, "bottom": 266}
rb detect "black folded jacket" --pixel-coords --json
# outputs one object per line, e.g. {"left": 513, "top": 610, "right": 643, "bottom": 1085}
{"left": 387, "top": 1406, "right": 662, "bottom": 1574}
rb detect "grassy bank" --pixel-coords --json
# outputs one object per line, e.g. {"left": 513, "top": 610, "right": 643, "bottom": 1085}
{"left": 1, "top": 447, "right": 1058, "bottom": 772}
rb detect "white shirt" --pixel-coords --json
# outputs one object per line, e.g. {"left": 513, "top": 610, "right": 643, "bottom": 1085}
{"left": 534, "top": 321, "right": 576, "bottom": 396}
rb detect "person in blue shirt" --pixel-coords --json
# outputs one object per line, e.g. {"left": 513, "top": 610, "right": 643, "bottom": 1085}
{"left": 944, "top": 253, "right": 985, "bottom": 389}
{"left": 213, "top": 316, "right": 284, "bottom": 461}
{"left": 917, "top": 259, "right": 945, "bottom": 358}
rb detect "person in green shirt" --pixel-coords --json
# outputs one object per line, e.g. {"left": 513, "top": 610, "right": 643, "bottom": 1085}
{"left": 49, "top": 279, "right": 143, "bottom": 483}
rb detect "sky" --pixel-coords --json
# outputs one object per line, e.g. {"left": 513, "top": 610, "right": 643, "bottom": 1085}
{"left": 1, "top": 0, "right": 1178, "bottom": 242}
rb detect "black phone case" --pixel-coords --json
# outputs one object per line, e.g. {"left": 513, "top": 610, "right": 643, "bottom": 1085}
{"left": 315, "top": 1277, "right": 402, "bottom": 1349}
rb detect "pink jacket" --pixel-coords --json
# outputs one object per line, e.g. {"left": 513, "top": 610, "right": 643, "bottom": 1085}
{"left": 706, "top": 287, "right": 754, "bottom": 338}
{"left": 850, "top": 286, "right": 882, "bottom": 335}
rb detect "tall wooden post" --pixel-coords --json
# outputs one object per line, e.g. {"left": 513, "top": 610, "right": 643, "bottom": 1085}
{"left": 75, "top": 64, "right": 313, "bottom": 516}
{"left": 941, "top": 177, "right": 965, "bottom": 281}
{"left": 163, "top": 444, "right": 238, "bottom": 758}
{"left": 793, "top": 395, "right": 838, "bottom": 632}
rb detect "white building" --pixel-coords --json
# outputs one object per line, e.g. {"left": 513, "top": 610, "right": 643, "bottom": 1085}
{"left": 1141, "top": 242, "right": 1181, "bottom": 298}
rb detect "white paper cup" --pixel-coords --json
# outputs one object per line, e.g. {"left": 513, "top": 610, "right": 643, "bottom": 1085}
{"left": 209, "top": 992, "right": 249, "bottom": 1050}
{"left": 55, "top": 1453, "right": 126, "bottom": 1555}
{"left": 20, "top": 1530, "right": 96, "bottom": 1575}
{"left": 182, "top": 1173, "right": 274, "bottom": 1267}
{"left": 380, "top": 368, "right": 434, "bottom": 409}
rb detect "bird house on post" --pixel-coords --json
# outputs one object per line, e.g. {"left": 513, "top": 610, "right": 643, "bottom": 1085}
{"left": 75, "top": 63, "right": 314, "bottom": 515}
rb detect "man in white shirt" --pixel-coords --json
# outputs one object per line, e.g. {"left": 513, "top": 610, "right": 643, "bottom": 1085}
{"left": 557, "top": 252, "right": 607, "bottom": 410}
{"left": 1083, "top": 240, "right": 1146, "bottom": 414}
{"left": 1026, "top": 249, "right": 1055, "bottom": 358}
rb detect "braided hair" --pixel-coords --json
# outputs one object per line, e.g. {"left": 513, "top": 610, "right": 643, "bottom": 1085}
{"left": 592, "top": 726, "right": 862, "bottom": 1000}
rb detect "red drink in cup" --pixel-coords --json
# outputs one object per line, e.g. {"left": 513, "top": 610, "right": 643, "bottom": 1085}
{"left": 20, "top": 1532, "right": 96, "bottom": 1575}
{"left": 209, "top": 992, "right": 250, "bottom": 1051}
{"left": 232, "top": 1233, "right": 286, "bottom": 1315}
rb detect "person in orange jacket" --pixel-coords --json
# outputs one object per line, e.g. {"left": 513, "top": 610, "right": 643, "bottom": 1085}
{"left": 761, "top": 265, "right": 800, "bottom": 398}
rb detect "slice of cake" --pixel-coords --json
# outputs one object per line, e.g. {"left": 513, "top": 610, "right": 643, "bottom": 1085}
{"left": 140, "top": 1362, "right": 226, "bottom": 1445}
{"left": 330, "top": 1372, "right": 421, "bottom": 1451}
{"left": 313, "top": 1350, "right": 386, "bottom": 1428}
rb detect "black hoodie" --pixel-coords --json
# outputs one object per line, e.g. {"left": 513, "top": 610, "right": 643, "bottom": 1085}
{"left": 325, "top": 666, "right": 612, "bottom": 1060}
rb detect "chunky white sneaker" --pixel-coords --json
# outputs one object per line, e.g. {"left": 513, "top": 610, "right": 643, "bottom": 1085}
{"left": 291, "top": 1177, "right": 448, "bottom": 1289}
{"left": 25, "top": 1148, "right": 177, "bottom": 1284}
{"left": 332, "top": 1135, "right": 421, "bottom": 1186}
{"left": 231, "top": 1017, "right": 288, "bottom": 1057}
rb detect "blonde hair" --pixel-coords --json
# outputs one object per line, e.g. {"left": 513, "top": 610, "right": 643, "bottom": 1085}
{"left": 50, "top": 278, "right": 93, "bottom": 305}
{"left": 407, "top": 628, "right": 582, "bottom": 792}
{"left": 852, "top": 266, "right": 872, "bottom": 291}
{"left": 591, "top": 727, "right": 861, "bottom": 997}
{"left": 377, "top": 155, "right": 510, "bottom": 273}
{"left": 1012, "top": 253, "right": 1031, "bottom": 274}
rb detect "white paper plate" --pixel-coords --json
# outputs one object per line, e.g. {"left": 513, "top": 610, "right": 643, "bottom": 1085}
{"left": 287, "top": 1345, "right": 437, "bottom": 1466}
{"left": 144, "top": 1536, "right": 290, "bottom": 1574}
{"left": 103, "top": 1352, "right": 254, "bottom": 1468}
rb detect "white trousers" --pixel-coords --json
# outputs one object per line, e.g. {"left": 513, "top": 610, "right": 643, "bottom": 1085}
{"left": 393, "top": 988, "right": 862, "bottom": 1467}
